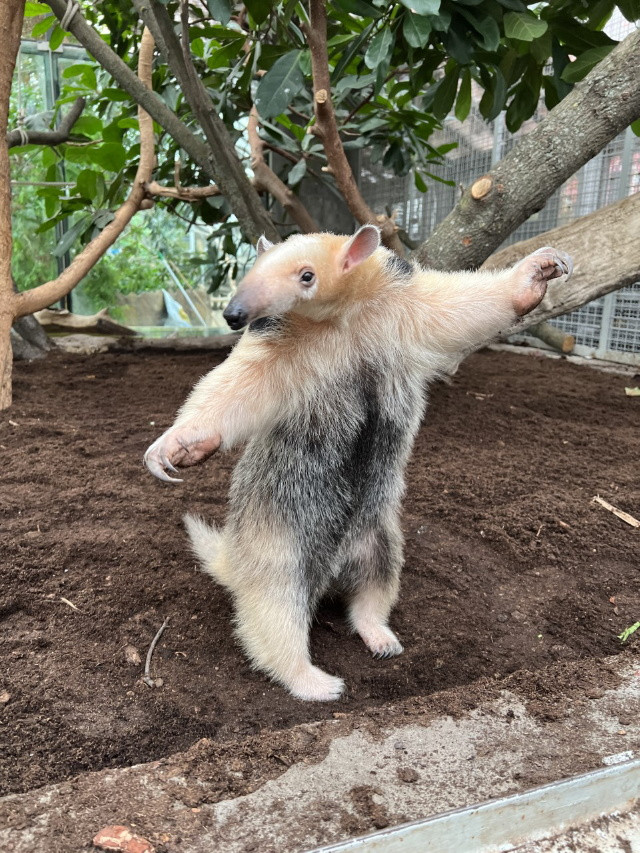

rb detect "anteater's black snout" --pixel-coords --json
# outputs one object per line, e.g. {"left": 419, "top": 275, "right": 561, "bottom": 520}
{"left": 223, "top": 302, "right": 248, "bottom": 331}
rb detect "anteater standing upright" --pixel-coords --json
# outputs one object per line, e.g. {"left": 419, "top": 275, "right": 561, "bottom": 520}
{"left": 144, "top": 226, "right": 572, "bottom": 701}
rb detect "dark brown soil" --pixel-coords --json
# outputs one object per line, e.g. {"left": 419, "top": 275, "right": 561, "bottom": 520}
{"left": 1, "top": 346, "right": 639, "bottom": 797}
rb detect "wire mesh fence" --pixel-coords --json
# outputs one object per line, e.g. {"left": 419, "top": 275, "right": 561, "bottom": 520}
{"left": 360, "top": 13, "right": 640, "bottom": 365}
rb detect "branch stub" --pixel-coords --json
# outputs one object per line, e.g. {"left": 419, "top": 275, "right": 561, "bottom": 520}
{"left": 470, "top": 176, "right": 493, "bottom": 201}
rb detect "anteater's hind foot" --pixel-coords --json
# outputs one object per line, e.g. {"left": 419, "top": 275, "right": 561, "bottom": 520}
{"left": 287, "top": 664, "right": 345, "bottom": 702}
{"left": 233, "top": 585, "right": 345, "bottom": 702}
{"left": 349, "top": 581, "right": 404, "bottom": 658}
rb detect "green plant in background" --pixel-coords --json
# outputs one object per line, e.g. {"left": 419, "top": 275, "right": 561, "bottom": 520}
{"left": 12, "top": 0, "right": 638, "bottom": 299}
{"left": 618, "top": 621, "right": 640, "bottom": 643}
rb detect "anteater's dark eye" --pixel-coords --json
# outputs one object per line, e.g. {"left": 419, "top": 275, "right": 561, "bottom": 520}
{"left": 300, "top": 270, "right": 315, "bottom": 286}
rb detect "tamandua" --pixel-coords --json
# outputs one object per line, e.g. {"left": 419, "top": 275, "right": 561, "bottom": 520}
{"left": 144, "top": 226, "right": 572, "bottom": 701}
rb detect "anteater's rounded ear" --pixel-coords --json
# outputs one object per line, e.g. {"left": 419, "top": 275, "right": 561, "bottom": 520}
{"left": 341, "top": 225, "right": 381, "bottom": 273}
{"left": 257, "top": 235, "right": 274, "bottom": 256}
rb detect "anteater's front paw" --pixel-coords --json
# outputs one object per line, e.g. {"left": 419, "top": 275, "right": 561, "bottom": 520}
{"left": 513, "top": 247, "right": 573, "bottom": 316}
{"left": 144, "top": 427, "right": 221, "bottom": 483}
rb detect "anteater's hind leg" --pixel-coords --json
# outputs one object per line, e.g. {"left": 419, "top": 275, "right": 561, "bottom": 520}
{"left": 226, "top": 524, "right": 344, "bottom": 702}
{"left": 342, "top": 520, "right": 404, "bottom": 659}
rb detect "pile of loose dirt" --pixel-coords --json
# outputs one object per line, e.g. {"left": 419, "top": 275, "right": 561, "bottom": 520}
{"left": 1, "top": 347, "right": 638, "bottom": 796}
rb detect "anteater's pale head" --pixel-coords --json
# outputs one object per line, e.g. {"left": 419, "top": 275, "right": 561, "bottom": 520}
{"left": 222, "top": 225, "right": 382, "bottom": 330}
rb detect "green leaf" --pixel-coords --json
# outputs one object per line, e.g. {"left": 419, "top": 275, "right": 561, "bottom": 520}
{"left": 41, "top": 147, "right": 57, "bottom": 168}
{"left": 62, "top": 145, "right": 92, "bottom": 164}
{"left": 432, "top": 66, "right": 460, "bottom": 120}
{"left": 92, "top": 209, "right": 116, "bottom": 230}
{"left": 334, "top": 0, "right": 383, "bottom": 17}
{"left": 364, "top": 27, "right": 394, "bottom": 70}
{"left": 618, "top": 621, "right": 640, "bottom": 643}
{"left": 458, "top": 7, "right": 500, "bottom": 51}
{"left": 75, "top": 169, "right": 100, "bottom": 202}
{"left": 101, "top": 88, "right": 131, "bottom": 102}
{"left": 334, "top": 73, "right": 376, "bottom": 95}
{"left": 49, "top": 24, "right": 65, "bottom": 50}
{"left": 44, "top": 193, "right": 59, "bottom": 220}
{"left": 504, "top": 11, "right": 548, "bottom": 41}
{"left": 90, "top": 142, "right": 127, "bottom": 172}
{"left": 505, "top": 75, "right": 539, "bottom": 132}
{"left": 332, "top": 22, "right": 374, "bottom": 82}
{"left": 631, "top": 118, "right": 640, "bottom": 137}
{"left": 479, "top": 66, "right": 507, "bottom": 122}
{"left": 62, "top": 63, "right": 93, "bottom": 79}
{"left": 616, "top": 0, "right": 640, "bottom": 21}
{"left": 31, "top": 15, "right": 53, "bottom": 38}
{"left": 414, "top": 171, "right": 428, "bottom": 193}
{"left": 586, "top": 0, "right": 615, "bottom": 28}
{"left": 254, "top": 50, "right": 305, "bottom": 119}
{"left": 455, "top": 68, "right": 472, "bottom": 122}
{"left": 561, "top": 45, "right": 615, "bottom": 83}
{"left": 287, "top": 159, "right": 307, "bottom": 187}
{"left": 52, "top": 214, "right": 93, "bottom": 258}
{"left": 71, "top": 115, "right": 102, "bottom": 137}
{"left": 360, "top": 116, "right": 389, "bottom": 132}
{"left": 245, "top": 0, "right": 272, "bottom": 24}
{"left": 398, "top": 0, "right": 441, "bottom": 15}
{"left": 25, "top": 1, "right": 51, "bottom": 15}
{"left": 403, "top": 12, "right": 432, "bottom": 49}
{"left": 443, "top": 22, "right": 473, "bottom": 65}
{"left": 207, "top": 38, "right": 246, "bottom": 69}
{"left": 207, "top": 0, "right": 232, "bottom": 25}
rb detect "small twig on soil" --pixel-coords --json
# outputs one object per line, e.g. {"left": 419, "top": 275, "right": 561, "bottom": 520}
{"left": 143, "top": 617, "right": 169, "bottom": 687}
{"left": 592, "top": 495, "right": 640, "bottom": 529}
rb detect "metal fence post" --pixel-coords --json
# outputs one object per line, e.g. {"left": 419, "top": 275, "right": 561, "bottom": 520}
{"left": 596, "top": 127, "right": 635, "bottom": 359}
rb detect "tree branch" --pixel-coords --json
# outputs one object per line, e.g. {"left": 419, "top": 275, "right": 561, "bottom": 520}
{"left": 416, "top": 29, "right": 640, "bottom": 272}
{"left": 144, "top": 179, "right": 222, "bottom": 201}
{"left": 304, "top": 0, "right": 404, "bottom": 253}
{"left": 13, "top": 27, "right": 157, "bottom": 319}
{"left": 7, "top": 96, "right": 85, "bottom": 149}
{"left": 46, "top": 0, "right": 276, "bottom": 243}
{"left": 130, "top": 0, "right": 279, "bottom": 242}
{"left": 248, "top": 106, "right": 319, "bottom": 233}
{"left": 483, "top": 192, "right": 640, "bottom": 336}
{"left": 0, "top": 0, "right": 26, "bottom": 408}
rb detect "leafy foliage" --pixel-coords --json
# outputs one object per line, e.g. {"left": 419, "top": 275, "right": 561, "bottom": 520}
{"left": 13, "top": 0, "right": 637, "bottom": 277}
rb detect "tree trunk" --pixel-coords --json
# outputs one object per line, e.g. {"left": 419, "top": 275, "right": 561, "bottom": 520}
{"left": 481, "top": 192, "right": 640, "bottom": 335}
{"left": 0, "top": 1, "right": 25, "bottom": 410}
{"left": 416, "top": 29, "right": 640, "bottom": 272}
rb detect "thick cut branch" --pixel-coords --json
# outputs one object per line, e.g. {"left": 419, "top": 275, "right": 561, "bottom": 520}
{"left": 304, "top": 0, "right": 404, "bottom": 253}
{"left": 248, "top": 107, "right": 319, "bottom": 234}
{"left": 416, "top": 29, "right": 640, "bottom": 271}
{"left": 130, "top": 0, "right": 278, "bottom": 242}
{"left": 7, "top": 97, "right": 85, "bottom": 148}
{"left": 13, "top": 28, "right": 157, "bottom": 319}
{"left": 481, "top": 193, "right": 640, "bottom": 336}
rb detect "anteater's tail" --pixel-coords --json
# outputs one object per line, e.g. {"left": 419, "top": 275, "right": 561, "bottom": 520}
{"left": 183, "top": 514, "right": 228, "bottom": 585}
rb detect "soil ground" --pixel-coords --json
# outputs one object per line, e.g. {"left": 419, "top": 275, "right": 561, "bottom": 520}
{"left": 1, "top": 346, "right": 639, "bottom": 800}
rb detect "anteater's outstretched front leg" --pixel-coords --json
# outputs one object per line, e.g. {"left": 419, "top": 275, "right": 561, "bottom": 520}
{"left": 144, "top": 334, "right": 281, "bottom": 482}
{"left": 415, "top": 247, "right": 573, "bottom": 354}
